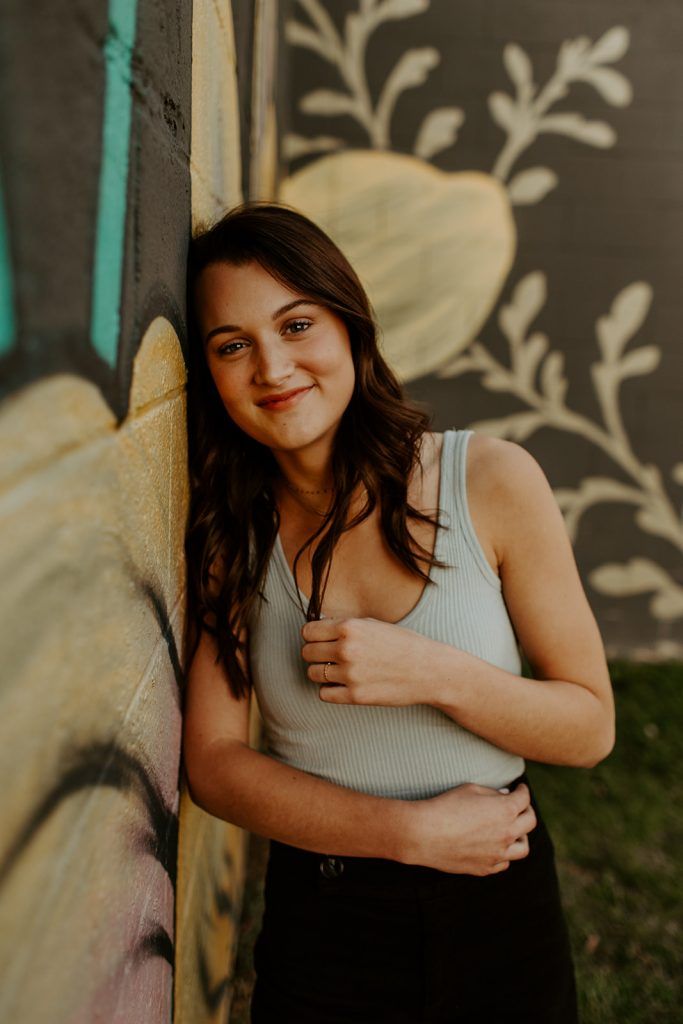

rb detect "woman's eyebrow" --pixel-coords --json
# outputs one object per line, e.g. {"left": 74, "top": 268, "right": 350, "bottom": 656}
{"left": 204, "top": 299, "right": 323, "bottom": 345}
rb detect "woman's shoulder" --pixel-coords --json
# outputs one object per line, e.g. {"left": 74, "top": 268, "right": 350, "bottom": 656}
{"left": 464, "top": 431, "right": 559, "bottom": 564}
{"left": 428, "top": 427, "right": 542, "bottom": 485}
{"left": 464, "top": 431, "right": 549, "bottom": 496}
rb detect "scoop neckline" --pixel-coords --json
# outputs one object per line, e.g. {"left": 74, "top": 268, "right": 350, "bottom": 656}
{"left": 272, "top": 430, "right": 451, "bottom": 626}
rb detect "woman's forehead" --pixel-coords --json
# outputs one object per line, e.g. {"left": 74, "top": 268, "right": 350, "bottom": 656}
{"left": 195, "top": 262, "right": 327, "bottom": 342}
{"left": 197, "top": 260, "right": 301, "bottom": 307}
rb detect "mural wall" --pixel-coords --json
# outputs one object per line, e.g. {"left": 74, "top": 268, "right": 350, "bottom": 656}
{"left": 277, "top": 0, "right": 683, "bottom": 660}
{"left": 0, "top": 1, "right": 276, "bottom": 1022}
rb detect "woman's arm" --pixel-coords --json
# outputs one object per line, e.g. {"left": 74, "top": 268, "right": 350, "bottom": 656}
{"left": 187, "top": 734, "right": 409, "bottom": 859}
{"left": 182, "top": 624, "right": 537, "bottom": 874}
{"left": 426, "top": 436, "right": 615, "bottom": 766}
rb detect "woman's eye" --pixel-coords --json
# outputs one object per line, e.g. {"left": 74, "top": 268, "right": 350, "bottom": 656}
{"left": 215, "top": 320, "right": 311, "bottom": 356}
{"left": 217, "top": 341, "right": 246, "bottom": 356}
{"left": 285, "top": 319, "right": 312, "bottom": 334}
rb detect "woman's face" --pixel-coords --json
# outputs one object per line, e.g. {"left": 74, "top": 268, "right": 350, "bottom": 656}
{"left": 194, "top": 260, "right": 356, "bottom": 454}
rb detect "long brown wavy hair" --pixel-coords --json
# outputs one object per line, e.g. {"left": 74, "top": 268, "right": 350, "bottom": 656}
{"left": 184, "top": 200, "right": 451, "bottom": 699}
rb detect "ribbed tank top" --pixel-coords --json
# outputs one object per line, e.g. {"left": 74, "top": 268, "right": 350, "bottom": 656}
{"left": 247, "top": 428, "right": 525, "bottom": 800}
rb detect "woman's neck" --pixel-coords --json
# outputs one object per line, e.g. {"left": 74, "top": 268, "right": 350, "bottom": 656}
{"left": 271, "top": 439, "right": 335, "bottom": 496}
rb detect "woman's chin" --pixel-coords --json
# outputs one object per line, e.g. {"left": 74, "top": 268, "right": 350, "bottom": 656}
{"left": 261, "top": 420, "right": 341, "bottom": 453}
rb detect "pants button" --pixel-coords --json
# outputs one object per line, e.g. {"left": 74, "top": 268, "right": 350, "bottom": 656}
{"left": 319, "top": 855, "right": 344, "bottom": 878}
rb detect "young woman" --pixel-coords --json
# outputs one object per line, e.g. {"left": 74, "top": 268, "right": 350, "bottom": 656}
{"left": 182, "top": 200, "right": 615, "bottom": 1023}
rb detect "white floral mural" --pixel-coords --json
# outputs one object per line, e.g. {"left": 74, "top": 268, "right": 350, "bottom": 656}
{"left": 278, "top": 0, "right": 682, "bottom": 656}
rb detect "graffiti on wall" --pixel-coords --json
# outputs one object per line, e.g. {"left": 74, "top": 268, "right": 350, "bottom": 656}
{"left": 0, "top": 316, "right": 187, "bottom": 1023}
{"left": 0, "top": 0, "right": 277, "bottom": 1021}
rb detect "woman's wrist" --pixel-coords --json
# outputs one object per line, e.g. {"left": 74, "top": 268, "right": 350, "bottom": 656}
{"left": 384, "top": 797, "right": 421, "bottom": 864}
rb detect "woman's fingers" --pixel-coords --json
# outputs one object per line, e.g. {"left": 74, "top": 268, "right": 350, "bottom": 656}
{"left": 506, "top": 834, "right": 530, "bottom": 860}
{"left": 300, "top": 640, "right": 338, "bottom": 663}
{"left": 500, "top": 803, "right": 537, "bottom": 863}
{"left": 515, "top": 803, "right": 538, "bottom": 835}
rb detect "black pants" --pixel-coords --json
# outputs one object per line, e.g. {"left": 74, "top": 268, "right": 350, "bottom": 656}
{"left": 250, "top": 772, "right": 579, "bottom": 1023}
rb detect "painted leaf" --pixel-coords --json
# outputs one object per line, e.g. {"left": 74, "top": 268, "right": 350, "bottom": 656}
{"left": 516, "top": 331, "right": 549, "bottom": 387}
{"left": 651, "top": 588, "right": 683, "bottom": 621}
{"left": 372, "top": 0, "right": 430, "bottom": 20}
{"left": 488, "top": 91, "right": 517, "bottom": 133}
{"left": 508, "top": 167, "right": 558, "bottom": 205}
{"left": 589, "top": 25, "right": 630, "bottom": 65}
{"left": 591, "top": 552, "right": 683, "bottom": 621}
{"left": 414, "top": 107, "right": 464, "bottom": 159}
{"left": 300, "top": 90, "right": 358, "bottom": 117}
{"left": 589, "top": 557, "right": 672, "bottom": 595}
{"left": 541, "top": 113, "right": 615, "bottom": 147}
{"left": 346, "top": 12, "right": 365, "bottom": 62}
{"left": 617, "top": 345, "right": 660, "bottom": 379}
{"left": 285, "top": 20, "right": 335, "bottom": 61}
{"left": 596, "top": 281, "right": 653, "bottom": 363}
{"left": 634, "top": 505, "right": 668, "bottom": 538}
{"left": 500, "top": 271, "right": 546, "bottom": 345}
{"left": 539, "top": 350, "right": 567, "bottom": 403}
{"left": 504, "top": 412, "right": 545, "bottom": 441}
{"left": 387, "top": 47, "right": 440, "bottom": 92}
{"left": 672, "top": 463, "right": 683, "bottom": 486}
{"left": 435, "top": 353, "right": 480, "bottom": 378}
{"left": 611, "top": 281, "right": 653, "bottom": 332}
{"left": 555, "top": 476, "right": 643, "bottom": 508}
{"left": 481, "top": 371, "right": 511, "bottom": 392}
{"left": 468, "top": 412, "right": 545, "bottom": 442}
{"left": 499, "top": 303, "right": 522, "bottom": 344}
{"left": 583, "top": 66, "right": 632, "bottom": 107}
{"left": 503, "top": 43, "right": 533, "bottom": 92}
{"left": 554, "top": 476, "right": 643, "bottom": 541}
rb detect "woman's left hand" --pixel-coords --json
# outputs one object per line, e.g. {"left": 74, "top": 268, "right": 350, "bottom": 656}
{"left": 300, "top": 616, "right": 444, "bottom": 706}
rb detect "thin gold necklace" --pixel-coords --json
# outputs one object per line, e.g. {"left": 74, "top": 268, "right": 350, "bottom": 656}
{"left": 284, "top": 483, "right": 334, "bottom": 495}
{"left": 279, "top": 476, "right": 333, "bottom": 516}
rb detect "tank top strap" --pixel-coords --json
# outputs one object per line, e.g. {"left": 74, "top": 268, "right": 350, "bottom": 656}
{"left": 449, "top": 427, "right": 472, "bottom": 510}
{"left": 437, "top": 428, "right": 456, "bottom": 523}
{"left": 443, "top": 427, "right": 503, "bottom": 590}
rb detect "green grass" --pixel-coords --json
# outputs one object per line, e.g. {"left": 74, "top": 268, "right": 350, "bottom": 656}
{"left": 228, "top": 660, "right": 683, "bottom": 1023}
{"left": 527, "top": 659, "right": 683, "bottom": 1023}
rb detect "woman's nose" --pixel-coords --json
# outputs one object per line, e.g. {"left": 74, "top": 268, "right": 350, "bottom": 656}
{"left": 253, "top": 339, "right": 295, "bottom": 386}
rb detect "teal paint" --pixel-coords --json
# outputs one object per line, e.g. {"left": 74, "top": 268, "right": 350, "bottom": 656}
{"left": 90, "top": 0, "right": 139, "bottom": 366}
{"left": 0, "top": 180, "right": 14, "bottom": 355}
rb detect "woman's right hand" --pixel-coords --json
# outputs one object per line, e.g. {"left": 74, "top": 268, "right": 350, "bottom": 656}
{"left": 400, "top": 782, "right": 537, "bottom": 876}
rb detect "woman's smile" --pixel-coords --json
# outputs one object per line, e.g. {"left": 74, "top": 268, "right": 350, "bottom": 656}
{"left": 257, "top": 385, "right": 315, "bottom": 411}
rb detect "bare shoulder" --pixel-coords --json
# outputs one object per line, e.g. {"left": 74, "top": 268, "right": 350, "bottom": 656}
{"left": 466, "top": 432, "right": 549, "bottom": 495}
{"left": 465, "top": 433, "right": 561, "bottom": 566}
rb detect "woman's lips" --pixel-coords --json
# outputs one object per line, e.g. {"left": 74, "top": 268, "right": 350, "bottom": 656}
{"left": 258, "top": 386, "right": 314, "bottom": 410}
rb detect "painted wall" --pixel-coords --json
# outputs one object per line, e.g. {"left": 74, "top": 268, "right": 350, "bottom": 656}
{"left": 0, "top": 2, "right": 277, "bottom": 1022}
{"left": 277, "top": 0, "right": 683, "bottom": 660}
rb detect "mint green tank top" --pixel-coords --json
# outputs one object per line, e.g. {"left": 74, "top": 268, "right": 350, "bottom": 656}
{"left": 247, "top": 428, "right": 525, "bottom": 800}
